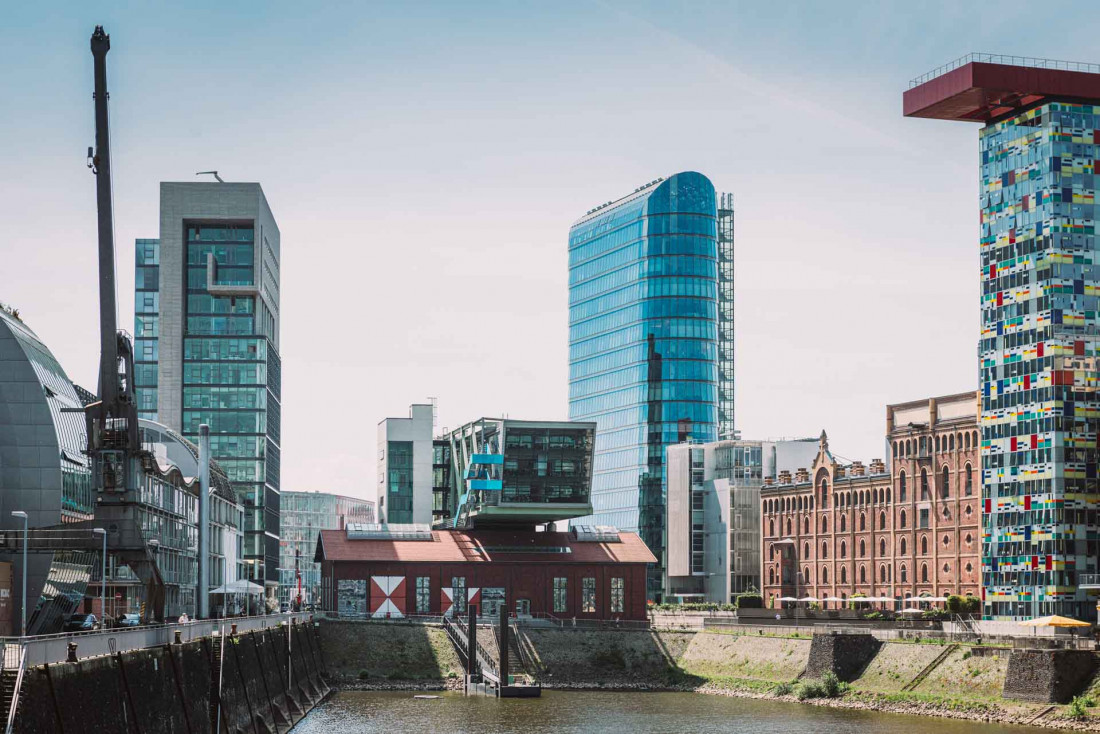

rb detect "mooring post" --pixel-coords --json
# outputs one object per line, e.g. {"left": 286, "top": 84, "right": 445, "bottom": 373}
{"left": 467, "top": 605, "right": 477, "bottom": 678}
{"left": 499, "top": 604, "right": 509, "bottom": 685}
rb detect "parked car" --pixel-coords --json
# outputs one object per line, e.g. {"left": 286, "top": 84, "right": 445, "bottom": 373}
{"left": 117, "top": 613, "right": 142, "bottom": 627}
{"left": 64, "top": 614, "right": 98, "bottom": 632}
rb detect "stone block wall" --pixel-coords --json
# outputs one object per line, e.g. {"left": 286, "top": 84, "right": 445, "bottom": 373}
{"left": 1002, "top": 649, "right": 1098, "bottom": 704}
{"left": 803, "top": 632, "right": 881, "bottom": 682}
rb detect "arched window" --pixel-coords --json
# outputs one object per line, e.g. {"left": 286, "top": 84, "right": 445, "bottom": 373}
{"left": 769, "top": 519, "right": 774, "bottom": 536}
{"left": 935, "top": 436, "right": 940, "bottom": 452}
{"left": 921, "top": 536, "right": 928, "bottom": 555}
{"left": 893, "top": 441, "right": 898, "bottom": 457}
{"left": 921, "top": 564, "right": 929, "bottom": 583}
{"left": 768, "top": 567, "right": 775, "bottom": 585}
{"left": 786, "top": 518, "right": 792, "bottom": 535}
{"left": 972, "top": 431, "right": 979, "bottom": 447}
{"left": 821, "top": 541, "right": 829, "bottom": 558}
{"left": 879, "top": 511, "right": 886, "bottom": 529}
{"left": 901, "top": 537, "right": 907, "bottom": 555}
{"left": 899, "top": 471, "right": 907, "bottom": 502}
{"left": 804, "top": 542, "right": 811, "bottom": 558}
{"left": 822, "top": 566, "right": 829, "bottom": 584}
{"left": 820, "top": 479, "right": 829, "bottom": 508}
{"left": 840, "top": 515, "right": 847, "bottom": 532}
{"left": 941, "top": 466, "right": 950, "bottom": 499}
{"left": 821, "top": 516, "right": 829, "bottom": 533}
{"left": 859, "top": 565, "right": 867, "bottom": 584}
{"left": 803, "top": 567, "right": 811, "bottom": 584}
{"left": 964, "top": 432, "right": 970, "bottom": 450}
{"left": 949, "top": 434, "right": 954, "bottom": 450}
{"left": 965, "top": 464, "right": 973, "bottom": 496}
{"left": 920, "top": 469, "right": 929, "bottom": 500}
{"left": 900, "top": 510, "right": 907, "bottom": 529}
{"left": 840, "top": 567, "right": 848, "bottom": 584}
{"left": 879, "top": 538, "right": 886, "bottom": 556}
{"left": 905, "top": 439, "right": 912, "bottom": 455}
{"left": 803, "top": 517, "right": 809, "bottom": 534}
{"left": 880, "top": 564, "right": 887, "bottom": 582}
{"left": 900, "top": 565, "right": 908, "bottom": 583}
{"left": 840, "top": 541, "right": 847, "bottom": 559}
{"left": 859, "top": 539, "right": 866, "bottom": 557}
{"left": 859, "top": 513, "right": 866, "bottom": 531}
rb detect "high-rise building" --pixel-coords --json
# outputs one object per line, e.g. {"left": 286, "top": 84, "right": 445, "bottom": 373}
{"left": 279, "top": 491, "right": 374, "bottom": 606}
{"left": 906, "top": 57, "right": 1100, "bottom": 619}
{"left": 568, "top": 172, "right": 728, "bottom": 599}
{"left": 377, "top": 404, "right": 434, "bottom": 524}
{"left": 135, "top": 181, "right": 282, "bottom": 594}
{"left": 665, "top": 437, "right": 819, "bottom": 603}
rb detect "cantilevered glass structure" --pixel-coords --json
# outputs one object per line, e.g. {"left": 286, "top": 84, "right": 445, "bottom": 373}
{"left": 441, "top": 419, "right": 595, "bottom": 529}
{"left": 568, "top": 172, "right": 723, "bottom": 598}
{"left": 905, "top": 55, "right": 1100, "bottom": 619}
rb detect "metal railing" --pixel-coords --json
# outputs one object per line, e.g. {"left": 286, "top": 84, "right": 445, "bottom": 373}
{"left": 1079, "top": 573, "right": 1100, "bottom": 588}
{"left": 3, "top": 645, "right": 25, "bottom": 734}
{"left": 909, "top": 53, "right": 1100, "bottom": 88}
{"left": 2, "top": 612, "right": 308, "bottom": 667}
{"left": 519, "top": 612, "right": 650, "bottom": 631}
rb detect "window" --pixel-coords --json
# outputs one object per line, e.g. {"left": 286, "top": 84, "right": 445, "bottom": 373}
{"left": 919, "top": 508, "right": 930, "bottom": 529}
{"left": 941, "top": 466, "right": 950, "bottom": 499}
{"left": 901, "top": 537, "right": 907, "bottom": 555}
{"left": 840, "top": 516, "right": 846, "bottom": 532}
{"left": 901, "top": 565, "right": 908, "bottom": 583}
{"left": 921, "top": 564, "right": 929, "bottom": 583}
{"left": 879, "top": 538, "right": 886, "bottom": 556}
{"left": 786, "top": 518, "right": 792, "bottom": 535}
{"left": 822, "top": 566, "right": 829, "bottom": 584}
{"left": 920, "top": 469, "right": 929, "bottom": 500}
{"left": 769, "top": 519, "right": 774, "bottom": 536}
{"left": 921, "top": 536, "right": 928, "bottom": 555}
{"left": 821, "top": 516, "right": 828, "bottom": 533}
{"left": 840, "top": 541, "right": 847, "bottom": 559}
{"left": 804, "top": 542, "right": 810, "bottom": 558}
{"left": 582, "top": 577, "right": 596, "bottom": 613}
{"left": 899, "top": 471, "right": 907, "bottom": 502}
{"left": 859, "top": 566, "right": 866, "bottom": 583}
{"left": 840, "top": 567, "right": 847, "bottom": 584}
{"left": 900, "top": 510, "right": 907, "bottom": 529}
{"left": 768, "top": 568, "right": 775, "bottom": 585}
{"left": 821, "top": 541, "right": 828, "bottom": 559}
{"left": 820, "top": 479, "right": 829, "bottom": 508}
{"left": 610, "top": 577, "right": 624, "bottom": 614}
{"left": 553, "top": 577, "right": 568, "bottom": 613}
{"left": 879, "top": 511, "right": 886, "bottom": 530}
{"left": 965, "top": 464, "right": 973, "bottom": 496}
{"left": 804, "top": 518, "right": 810, "bottom": 534}
{"left": 452, "top": 576, "right": 466, "bottom": 614}
{"left": 859, "top": 539, "right": 866, "bottom": 557}
{"left": 416, "top": 577, "right": 430, "bottom": 613}
{"left": 859, "top": 513, "right": 866, "bottom": 531}
{"left": 880, "top": 565, "right": 888, "bottom": 582}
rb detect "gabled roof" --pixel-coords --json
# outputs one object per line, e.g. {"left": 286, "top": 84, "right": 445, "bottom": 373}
{"left": 315, "top": 528, "right": 656, "bottom": 565}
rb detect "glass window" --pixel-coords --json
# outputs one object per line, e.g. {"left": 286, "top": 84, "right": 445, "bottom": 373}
{"left": 416, "top": 576, "right": 430, "bottom": 613}
{"left": 553, "top": 577, "right": 567, "bottom": 613}
{"left": 582, "top": 577, "right": 596, "bottom": 613}
{"left": 452, "top": 576, "right": 466, "bottom": 614}
{"left": 610, "top": 577, "right": 624, "bottom": 613}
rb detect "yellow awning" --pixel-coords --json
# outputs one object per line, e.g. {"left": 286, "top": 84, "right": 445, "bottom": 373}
{"left": 1017, "top": 615, "right": 1091, "bottom": 628}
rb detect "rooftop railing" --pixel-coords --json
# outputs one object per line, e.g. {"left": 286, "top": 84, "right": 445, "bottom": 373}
{"left": 909, "top": 53, "right": 1100, "bottom": 89}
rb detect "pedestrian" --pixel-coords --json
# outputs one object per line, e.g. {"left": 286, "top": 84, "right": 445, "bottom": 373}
{"left": 178, "top": 612, "right": 190, "bottom": 624}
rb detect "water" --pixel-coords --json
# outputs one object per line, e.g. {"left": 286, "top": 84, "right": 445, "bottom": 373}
{"left": 293, "top": 691, "right": 1038, "bottom": 733}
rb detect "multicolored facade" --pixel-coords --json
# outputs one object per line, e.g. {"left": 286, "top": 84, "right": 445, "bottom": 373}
{"left": 905, "top": 56, "right": 1100, "bottom": 619}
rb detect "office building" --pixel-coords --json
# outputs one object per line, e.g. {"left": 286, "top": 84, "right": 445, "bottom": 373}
{"left": 665, "top": 438, "right": 819, "bottom": 603}
{"left": 377, "top": 404, "right": 434, "bottom": 524}
{"left": 439, "top": 418, "right": 596, "bottom": 528}
{"left": 279, "top": 491, "right": 374, "bottom": 606}
{"left": 905, "top": 57, "right": 1100, "bottom": 619}
{"left": 135, "top": 182, "right": 282, "bottom": 595}
{"left": 761, "top": 393, "right": 981, "bottom": 609}
{"left": 568, "top": 172, "right": 730, "bottom": 599}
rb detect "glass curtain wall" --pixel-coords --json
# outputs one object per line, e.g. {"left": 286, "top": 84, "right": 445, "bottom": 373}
{"left": 568, "top": 172, "right": 720, "bottom": 599}
{"left": 135, "top": 238, "right": 160, "bottom": 422}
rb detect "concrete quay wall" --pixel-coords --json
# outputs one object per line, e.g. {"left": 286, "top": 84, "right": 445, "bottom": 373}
{"left": 14, "top": 620, "right": 330, "bottom": 734}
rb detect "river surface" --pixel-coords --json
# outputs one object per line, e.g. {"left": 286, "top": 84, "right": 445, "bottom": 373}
{"left": 293, "top": 691, "right": 1041, "bottom": 733}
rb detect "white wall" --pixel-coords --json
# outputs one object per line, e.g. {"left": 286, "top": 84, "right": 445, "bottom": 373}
{"left": 377, "top": 403, "right": 434, "bottom": 524}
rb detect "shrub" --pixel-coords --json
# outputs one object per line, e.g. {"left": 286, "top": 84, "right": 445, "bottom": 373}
{"left": 357, "top": 669, "right": 371, "bottom": 680}
{"left": 1067, "top": 695, "right": 1095, "bottom": 719}
{"left": 796, "top": 672, "right": 848, "bottom": 700}
{"left": 796, "top": 680, "right": 826, "bottom": 700}
{"left": 946, "top": 595, "right": 964, "bottom": 613}
{"left": 735, "top": 593, "right": 764, "bottom": 609}
{"left": 848, "top": 594, "right": 866, "bottom": 611}
{"left": 963, "top": 596, "right": 981, "bottom": 614}
{"left": 863, "top": 611, "right": 883, "bottom": 621}
{"left": 773, "top": 681, "right": 794, "bottom": 697}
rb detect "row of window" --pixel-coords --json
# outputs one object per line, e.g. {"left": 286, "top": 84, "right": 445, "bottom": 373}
{"left": 772, "top": 531, "right": 976, "bottom": 562}
{"left": 767, "top": 504, "right": 973, "bottom": 536}
{"left": 893, "top": 431, "right": 979, "bottom": 457}
{"left": 767, "top": 559, "right": 974, "bottom": 586}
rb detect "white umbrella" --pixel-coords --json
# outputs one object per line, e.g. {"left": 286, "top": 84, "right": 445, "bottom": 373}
{"left": 823, "top": 597, "right": 844, "bottom": 602}
{"left": 798, "top": 597, "right": 819, "bottom": 602}
{"left": 900, "top": 607, "right": 923, "bottom": 614}
{"left": 778, "top": 597, "right": 798, "bottom": 602}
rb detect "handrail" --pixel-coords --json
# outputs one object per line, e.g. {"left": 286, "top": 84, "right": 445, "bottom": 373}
{"left": 909, "top": 52, "right": 1100, "bottom": 88}
{"left": 4, "top": 644, "right": 26, "bottom": 734}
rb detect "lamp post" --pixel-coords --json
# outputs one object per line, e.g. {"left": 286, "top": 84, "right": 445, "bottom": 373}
{"left": 148, "top": 539, "right": 160, "bottom": 622}
{"left": 93, "top": 528, "right": 107, "bottom": 628}
{"left": 11, "top": 511, "right": 27, "bottom": 637}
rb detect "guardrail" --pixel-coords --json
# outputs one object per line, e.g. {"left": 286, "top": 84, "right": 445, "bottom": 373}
{"left": 909, "top": 52, "right": 1100, "bottom": 88}
{"left": 2, "top": 612, "right": 308, "bottom": 667}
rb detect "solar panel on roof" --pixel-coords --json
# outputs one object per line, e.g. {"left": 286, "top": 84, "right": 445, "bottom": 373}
{"left": 571, "top": 525, "right": 621, "bottom": 542}
{"left": 346, "top": 523, "right": 433, "bottom": 541}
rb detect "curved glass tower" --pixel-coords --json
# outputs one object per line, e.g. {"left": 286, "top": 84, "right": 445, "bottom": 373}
{"left": 568, "top": 172, "right": 725, "bottom": 599}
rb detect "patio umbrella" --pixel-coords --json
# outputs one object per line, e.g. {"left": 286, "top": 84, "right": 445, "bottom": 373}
{"left": 798, "top": 597, "right": 819, "bottom": 603}
{"left": 778, "top": 597, "right": 798, "bottom": 602}
{"left": 1018, "top": 615, "right": 1091, "bottom": 628}
{"left": 900, "top": 608, "right": 923, "bottom": 614}
{"left": 823, "top": 597, "right": 844, "bottom": 602}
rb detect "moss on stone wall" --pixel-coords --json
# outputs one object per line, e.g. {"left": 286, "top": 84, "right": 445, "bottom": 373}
{"left": 318, "top": 621, "right": 462, "bottom": 683}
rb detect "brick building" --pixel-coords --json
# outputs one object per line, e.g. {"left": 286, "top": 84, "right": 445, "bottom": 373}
{"left": 761, "top": 393, "right": 981, "bottom": 608}
{"left": 315, "top": 525, "right": 655, "bottom": 621}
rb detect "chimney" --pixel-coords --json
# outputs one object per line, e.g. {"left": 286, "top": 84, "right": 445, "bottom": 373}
{"left": 778, "top": 470, "right": 792, "bottom": 485}
{"left": 851, "top": 461, "right": 865, "bottom": 476}
{"left": 870, "top": 458, "right": 885, "bottom": 474}
{"left": 763, "top": 477, "right": 774, "bottom": 487}
{"left": 834, "top": 466, "right": 846, "bottom": 479}
{"left": 795, "top": 468, "right": 810, "bottom": 483}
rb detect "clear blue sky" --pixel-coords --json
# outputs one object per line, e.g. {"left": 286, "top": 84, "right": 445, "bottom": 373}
{"left": 2, "top": 1, "right": 1097, "bottom": 498}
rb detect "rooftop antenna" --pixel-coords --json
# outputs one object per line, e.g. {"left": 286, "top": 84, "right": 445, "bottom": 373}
{"left": 196, "top": 170, "right": 224, "bottom": 183}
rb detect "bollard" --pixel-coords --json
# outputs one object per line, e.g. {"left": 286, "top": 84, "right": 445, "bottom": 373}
{"left": 66, "top": 642, "right": 78, "bottom": 663}
{"left": 174, "top": 629, "right": 182, "bottom": 645}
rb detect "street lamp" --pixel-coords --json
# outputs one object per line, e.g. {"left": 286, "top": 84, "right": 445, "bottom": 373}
{"left": 93, "top": 528, "right": 106, "bottom": 628}
{"left": 11, "top": 511, "right": 27, "bottom": 637}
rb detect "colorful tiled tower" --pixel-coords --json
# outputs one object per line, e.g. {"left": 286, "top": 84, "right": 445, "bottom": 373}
{"left": 905, "top": 55, "right": 1100, "bottom": 620}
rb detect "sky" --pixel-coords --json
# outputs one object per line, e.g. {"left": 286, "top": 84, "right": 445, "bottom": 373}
{"left": 2, "top": 1, "right": 1098, "bottom": 500}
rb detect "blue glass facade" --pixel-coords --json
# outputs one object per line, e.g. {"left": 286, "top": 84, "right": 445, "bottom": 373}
{"left": 568, "top": 172, "right": 722, "bottom": 598}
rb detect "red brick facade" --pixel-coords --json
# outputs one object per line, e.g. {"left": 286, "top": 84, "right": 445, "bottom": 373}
{"left": 761, "top": 393, "right": 981, "bottom": 608}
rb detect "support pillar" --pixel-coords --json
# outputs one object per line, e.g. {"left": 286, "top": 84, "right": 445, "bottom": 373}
{"left": 499, "top": 604, "right": 509, "bottom": 684}
{"left": 198, "top": 424, "right": 210, "bottom": 619}
{"left": 467, "top": 606, "right": 477, "bottom": 678}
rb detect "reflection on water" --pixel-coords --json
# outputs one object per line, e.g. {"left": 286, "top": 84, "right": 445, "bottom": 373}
{"left": 294, "top": 691, "right": 1038, "bottom": 734}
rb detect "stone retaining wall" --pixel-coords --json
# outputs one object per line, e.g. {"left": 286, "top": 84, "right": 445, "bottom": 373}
{"left": 1002, "top": 649, "right": 1098, "bottom": 703}
{"left": 803, "top": 633, "right": 881, "bottom": 681}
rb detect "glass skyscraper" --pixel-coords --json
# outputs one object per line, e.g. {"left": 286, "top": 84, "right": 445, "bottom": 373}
{"left": 136, "top": 182, "right": 282, "bottom": 592}
{"left": 568, "top": 172, "right": 730, "bottom": 599}
{"left": 906, "top": 56, "right": 1100, "bottom": 619}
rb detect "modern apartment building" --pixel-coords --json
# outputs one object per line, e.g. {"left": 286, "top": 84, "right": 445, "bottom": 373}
{"left": 568, "top": 172, "right": 730, "bottom": 599}
{"left": 279, "top": 491, "right": 374, "bottom": 606}
{"left": 377, "top": 404, "right": 434, "bottom": 524}
{"left": 905, "top": 57, "right": 1100, "bottom": 619}
{"left": 665, "top": 438, "right": 820, "bottom": 603}
{"left": 135, "top": 181, "right": 282, "bottom": 592}
{"left": 761, "top": 394, "right": 982, "bottom": 609}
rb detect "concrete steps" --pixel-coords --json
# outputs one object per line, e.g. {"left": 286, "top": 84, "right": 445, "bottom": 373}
{"left": 902, "top": 644, "right": 958, "bottom": 692}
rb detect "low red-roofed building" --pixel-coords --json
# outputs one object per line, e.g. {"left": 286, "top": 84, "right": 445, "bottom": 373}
{"left": 315, "top": 526, "right": 655, "bottom": 621}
